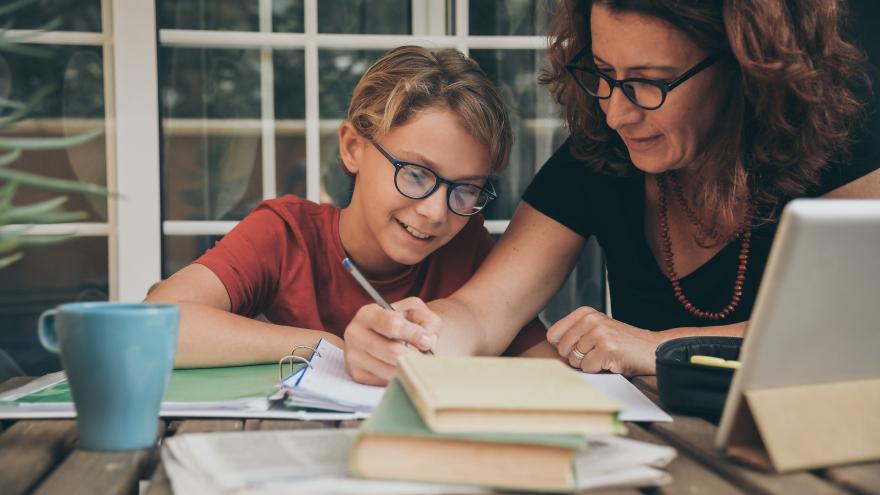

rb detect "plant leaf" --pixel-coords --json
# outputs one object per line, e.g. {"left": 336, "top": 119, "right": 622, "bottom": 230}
{"left": 0, "top": 168, "right": 112, "bottom": 196}
{"left": 0, "top": 98, "right": 27, "bottom": 111}
{"left": 0, "top": 128, "right": 103, "bottom": 150}
{"left": 0, "top": 251, "right": 23, "bottom": 269}
{"left": 0, "top": 84, "right": 55, "bottom": 130}
{"left": 0, "top": 0, "right": 39, "bottom": 17}
{"left": 0, "top": 149, "right": 21, "bottom": 167}
{"left": 0, "top": 39, "right": 50, "bottom": 58}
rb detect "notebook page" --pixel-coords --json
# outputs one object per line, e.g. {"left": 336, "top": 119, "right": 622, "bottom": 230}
{"left": 284, "top": 340, "right": 385, "bottom": 411}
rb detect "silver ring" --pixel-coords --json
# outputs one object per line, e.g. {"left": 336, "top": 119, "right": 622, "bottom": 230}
{"left": 571, "top": 348, "right": 586, "bottom": 361}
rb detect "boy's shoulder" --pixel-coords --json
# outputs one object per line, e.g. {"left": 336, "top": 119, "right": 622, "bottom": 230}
{"left": 254, "top": 194, "right": 339, "bottom": 224}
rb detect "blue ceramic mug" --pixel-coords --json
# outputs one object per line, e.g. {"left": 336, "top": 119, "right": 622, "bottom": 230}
{"left": 38, "top": 302, "right": 179, "bottom": 451}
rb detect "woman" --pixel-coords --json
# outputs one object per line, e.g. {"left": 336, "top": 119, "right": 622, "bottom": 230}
{"left": 343, "top": 0, "right": 880, "bottom": 384}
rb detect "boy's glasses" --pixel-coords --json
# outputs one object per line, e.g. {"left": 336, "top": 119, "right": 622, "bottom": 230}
{"left": 565, "top": 46, "right": 718, "bottom": 110}
{"left": 368, "top": 138, "right": 497, "bottom": 217}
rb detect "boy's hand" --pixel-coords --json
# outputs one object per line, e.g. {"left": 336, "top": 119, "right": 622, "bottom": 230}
{"left": 343, "top": 297, "right": 441, "bottom": 386}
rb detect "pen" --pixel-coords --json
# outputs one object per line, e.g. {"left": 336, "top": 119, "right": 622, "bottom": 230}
{"left": 689, "top": 355, "right": 740, "bottom": 369}
{"left": 342, "top": 257, "right": 434, "bottom": 356}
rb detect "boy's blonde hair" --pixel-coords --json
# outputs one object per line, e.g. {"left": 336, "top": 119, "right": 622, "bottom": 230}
{"left": 347, "top": 46, "right": 512, "bottom": 173}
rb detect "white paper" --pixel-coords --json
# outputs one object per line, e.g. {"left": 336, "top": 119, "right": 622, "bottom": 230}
{"left": 163, "top": 429, "right": 490, "bottom": 495}
{"left": 161, "top": 428, "right": 674, "bottom": 494}
{"left": 578, "top": 372, "right": 673, "bottom": 422}
{"left": 283, "top": 339, "right": 385, "bottom": 413}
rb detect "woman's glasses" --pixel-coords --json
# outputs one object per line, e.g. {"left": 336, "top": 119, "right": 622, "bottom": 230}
{"left": 566, "top": 46, "right": 718, "bottom": 110}
{"left": 368, "top": 138, "right": 496, "bottom": 217}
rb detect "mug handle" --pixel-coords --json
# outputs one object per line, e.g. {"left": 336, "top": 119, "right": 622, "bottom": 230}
{"left": 38, "top": 309, "right": 60, "bottom": 354}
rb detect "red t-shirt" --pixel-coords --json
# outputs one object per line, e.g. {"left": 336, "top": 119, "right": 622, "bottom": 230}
{"left": 195, "top": 195, "right": 545, "bottom": 355}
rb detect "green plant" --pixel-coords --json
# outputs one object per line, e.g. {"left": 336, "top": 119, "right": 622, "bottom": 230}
{"left": 0, "top": 0, "right": 111, "bottom": 269}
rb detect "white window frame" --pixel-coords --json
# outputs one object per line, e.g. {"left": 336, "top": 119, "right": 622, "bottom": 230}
{"left": 8, "top": 0, "right": 562, "bottom": 302}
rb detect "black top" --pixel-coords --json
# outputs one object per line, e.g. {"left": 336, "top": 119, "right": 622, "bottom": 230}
{"left": 523, "top": 67, "right": 880, "bottom": 331}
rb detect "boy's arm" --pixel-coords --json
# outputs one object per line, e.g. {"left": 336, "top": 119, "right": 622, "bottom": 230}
{"left": 146, "top": 264, "right": 343, "bottom": 368}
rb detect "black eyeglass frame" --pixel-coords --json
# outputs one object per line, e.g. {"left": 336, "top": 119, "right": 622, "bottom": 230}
{"left": 367, "top": 138, "right": 497, "bottom": 217}
{"left": 565, "top": 46, "right": 719, "bottom": 110}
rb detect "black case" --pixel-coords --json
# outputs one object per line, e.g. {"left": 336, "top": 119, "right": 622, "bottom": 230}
{"left": 655, "top": 336, "right": 743, "bottom": 422}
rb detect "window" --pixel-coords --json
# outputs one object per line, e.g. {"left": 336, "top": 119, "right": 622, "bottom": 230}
{"left": 3, "top": 0, "right": 592, "bottom": 374}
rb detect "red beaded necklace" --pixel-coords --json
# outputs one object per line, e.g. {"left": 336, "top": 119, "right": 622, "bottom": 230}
{"left": 656, "top": 173, "right": 752, "bottom": 321}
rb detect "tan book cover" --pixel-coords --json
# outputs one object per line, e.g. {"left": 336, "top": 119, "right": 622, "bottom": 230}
{"left": 396, "top": 354, "right": 622, "bottom": 434}
{"left": 350, "top": 379, "right": 584, "bottom": 492}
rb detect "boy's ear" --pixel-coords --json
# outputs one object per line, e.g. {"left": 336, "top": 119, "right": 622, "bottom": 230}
{"left": 338, "top": 121, "right": 364, "bottom": 175}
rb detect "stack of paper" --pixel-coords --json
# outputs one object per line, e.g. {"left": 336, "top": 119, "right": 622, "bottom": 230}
{"left": 162, "top": 428, "right": 491, "bottom": 495}
{"left": 281, "top": 339, "right": 384, "bottom": 412}
{"left": 161, "top": 427, "right": 675, "bottom": 494}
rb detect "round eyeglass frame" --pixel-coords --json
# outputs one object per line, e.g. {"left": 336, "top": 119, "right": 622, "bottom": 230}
{"left": 565, "top": 46, "right": 719, "bottom": 110}
{"left": 367, "top": 138, "right": 497, "bottom": 217}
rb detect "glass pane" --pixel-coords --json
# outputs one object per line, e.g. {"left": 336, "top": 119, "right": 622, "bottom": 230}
{"left": 4, "top": 0, "right": 101, "bottom": 32}
{"left": 160, "top": 48, "right": 263, "bottom": 221}
{"left": 320, "top": 131, "right": 354, "bottom": 206}
{"left": 318, "top": 0, "right": 410, "bottom": 34}
{"left": 318, "top": 49, "right": 385, "bottom": 119}
{"left": 469, "top": 0, "right": 554, "bottom": 36}
{"left": 273, "top": 0, "right": 305, "bottom": 33}
{"left": 273, "top": 51, "right": 306, "bottom": 120}
{"left": 158, "top": 0, "right": 259, "bottom": 31}
{"left": 273, "top": 50, "right": 307, "bottom": 198}
{"left": 1, "top": 45, "right": 107, "bottom": 222}
{"left": 163, "top": 235, "right": 224, "bottom": 278}
{"left": 470, "top": 49, "right": 566, "bottom": 220}
{"left": 0, "top": 237, "right": 108, "bottom": 375}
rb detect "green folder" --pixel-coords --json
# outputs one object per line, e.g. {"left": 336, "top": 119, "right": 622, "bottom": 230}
{"left": 11, "top": 363, "right": 301, "bottom": 404}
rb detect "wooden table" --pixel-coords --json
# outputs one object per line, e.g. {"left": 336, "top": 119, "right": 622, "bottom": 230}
{"left": 1, "top": 375, "right": 878, "bottom": 495}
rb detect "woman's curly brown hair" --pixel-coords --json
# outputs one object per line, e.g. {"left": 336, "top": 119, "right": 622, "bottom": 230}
{"left": 540, "top": 0, "right": 871, "bottom": 229}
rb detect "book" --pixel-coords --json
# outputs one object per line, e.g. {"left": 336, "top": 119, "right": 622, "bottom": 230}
{"left": 396, "top": 354, "right": 622, "bottom": 434}
{"left": 349, "top": 378, "right": 587, "bottom": 492}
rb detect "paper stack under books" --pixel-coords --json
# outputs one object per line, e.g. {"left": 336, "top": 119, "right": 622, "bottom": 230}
{"left": 349, "top": 354, "right": 675, "bottom": 492}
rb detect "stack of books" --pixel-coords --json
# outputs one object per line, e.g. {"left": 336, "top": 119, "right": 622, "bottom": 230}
{"left": 349, "top": 355, "right": 671, "bottom": 492}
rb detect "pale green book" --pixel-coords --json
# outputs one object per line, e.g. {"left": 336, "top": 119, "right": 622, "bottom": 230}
{"left": 397, "top": 354, "right": 622, "bottom": 435}
{"left": 349, "top": 379, "right": 585, "bottom": 492}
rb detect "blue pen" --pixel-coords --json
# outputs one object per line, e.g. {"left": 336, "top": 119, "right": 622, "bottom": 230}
{"left": 342, "top": 257, "right": 434, "bottom": 355}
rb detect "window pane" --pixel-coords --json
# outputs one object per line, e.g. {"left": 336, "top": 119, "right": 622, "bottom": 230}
{"left": 470, "top": 49, "right": 566, "bottom": 220}
{"left": 318, "top": 49, "right": 385, "bottom": 119}
{"left": 160, "top": 48, "right": 263, "bottom": 221}
{"left": 469, "top": 0, "right": 554, "bottom": 36}
{"left": 318, "top": 0, "right": 411, "bottom": 34}
{"left": 0, "top": 238, "right": 108, "bottom": 375}
{"left": 273, "top": 0, "right": 305, "bottom": 33}
{"left": 273, "top": 51, "right": 306, "bottom": 120}
{"left": 163, "top": 235, "right": 224, "bottom": 278}
{"left": 320, "top": 131, "right": 353, "bottom": 207}
{"left": 1, "top": 45, "right": 107, "bottom": 222}
{"left": 5, "top": 0, "right": 101, "bottom": 32}
{"left": 158, "top": 1, "right": 259, "bottom": 31}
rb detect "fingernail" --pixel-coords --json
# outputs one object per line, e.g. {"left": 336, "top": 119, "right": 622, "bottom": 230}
{"left": 419, "top": 334, "right": 433, "bottom": 348}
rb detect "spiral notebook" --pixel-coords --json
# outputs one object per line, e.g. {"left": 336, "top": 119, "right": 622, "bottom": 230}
{"left": 282, "top": 339, "right": 385, "bottom": 413}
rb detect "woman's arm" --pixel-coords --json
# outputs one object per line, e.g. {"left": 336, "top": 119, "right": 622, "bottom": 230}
{"left": 546, "top": 170, "right": 880, "bottom": 376}
{"left": 343, "top": 203, "right": 585, "bottom": 384}
{"left": 146, "top": 264, "right": 343, "bottom": 368}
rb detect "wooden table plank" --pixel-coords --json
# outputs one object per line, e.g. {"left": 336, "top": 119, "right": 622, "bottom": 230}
{"left": 0, "top": 376, "right": 34, "bottom": 394}
{"left": 822, "top": 463, "right": 880, "bottom": 495}
{"left": 257, "top": 419, "right": 333, "bottom": 430}
{"left": 627, "top": 423, "right": 744, "bottom": 495}
{"left": 32, "top": 448, "right": 153, "bottom": 495}
{"left": 143, "top": 419, "right": 245, "bottom": 495}
{"left": 650, "top": 415, "right": 851, "bottom": 495}
{"left": 0, "top": 420, "right": 77, "bottom": 495}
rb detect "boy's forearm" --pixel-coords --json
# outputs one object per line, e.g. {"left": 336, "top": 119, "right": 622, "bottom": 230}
{"left": 152, "top": 301, "right": 339, "bottom": 368}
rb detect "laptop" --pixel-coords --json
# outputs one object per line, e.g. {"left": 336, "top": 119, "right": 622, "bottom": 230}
{"left": 715, "top": 199, "right": 880, "bottom": 472}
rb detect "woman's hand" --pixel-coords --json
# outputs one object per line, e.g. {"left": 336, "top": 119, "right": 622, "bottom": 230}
{"left": 546, "top": 306, "right": 663, "bottom": 376}
{"left": 343, "top": 297, "right": 441, "bottom": 386}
